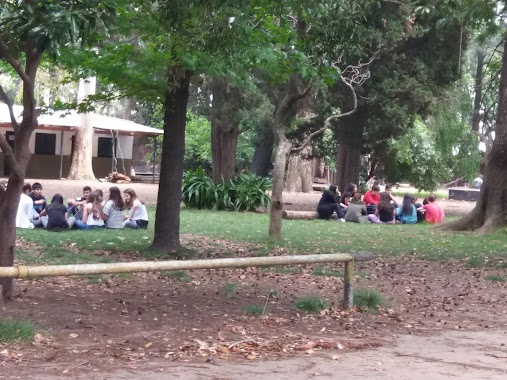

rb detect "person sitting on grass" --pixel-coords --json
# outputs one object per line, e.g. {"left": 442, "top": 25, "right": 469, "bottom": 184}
{"left": 384, "top": 184, "right": 399, "bottom": 208}
{"left": 363, "top": 184, "right": 380, "bottom": 215}
{"left": 412, "top": 196, "right": 425, "bottom": 223}
{"left": 102, "top": 186, "right": 126, "bottom": 229}
{"left": 344, "top": 192, "right": 367, "bottom": 223}
{"left": 16, "top": 183, "right": 36, "bottom": 229}
{"left": 316, "top": 184, "right": 345, "bottom": 222}
{"left": 29, "top": 182, "right": 46, "bottom": 226}
{"left": 39, "top": 194, "right": 72, "bottom": 230}
{"left": 67, "top": 186, "right": 92, "bottom": 219}
{"left": 395, "top": 194, "right": 417, "bottom": 224}
{"left": 367, "top": 192, "right": 396, "bottom": 224}
{"left": 74, "top": 191, "right": 105, "bottom": 230}
{"left": 123, "top": 189, "right": 149, "bottom": 229}
{"left": 423, "top": 193, "right": 445, "bottom": 224}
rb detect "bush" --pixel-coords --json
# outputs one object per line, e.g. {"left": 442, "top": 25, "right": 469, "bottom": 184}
{"left": 182, "top": 169, "right": 271, "bottom": 211}
{"left": 295, "top": 296, "right": 329, "bottom": 313}
{"left": 244, "top": 304, "right": 264, "bottom": 315}
{"left": 353, "top": 289, "right": 385, "bottom": 313}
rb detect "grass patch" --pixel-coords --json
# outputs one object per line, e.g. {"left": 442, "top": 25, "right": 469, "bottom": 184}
{"left": 353, "top": 289, "right": 385, "bottom": 313}
{"left": 294, "top": 296, "right": 329, "bottom": 313}
{"left": 0, "top": 319, "right": 35, "bottom": 343}
{"left": 244, "top": 304, "right": 264, "bottom": 315}
{"left": 223, "top": 282, "right": 237, "bottom": 293}
{"left": 485, "top": 274, "right": 506, "bottom": 282}
{"left": 466, "top": 257, "right": 484, "bottom": 268}
{"left": 160, "top": 270, "right": 192, "bottom": 283}
{"left": 312, "top": 266, "right": 343, "bottom": 277}
{"left": 85, "top": 274, "right": 104, "bottom": 284}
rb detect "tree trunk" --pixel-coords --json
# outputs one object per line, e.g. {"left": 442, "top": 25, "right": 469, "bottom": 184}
{"left": 284, "top": 143, "right": 313, "bottom": 193}
{"left": 441, "top": 36, "right": 507, "bottom": 233}
{"left": 269, "top": 137, "right": 292, "bottom": 239}
{"left": 152, "top": 72, "right": 192, "bottom": 253}
{"left": 471, "top": 49, "right": 484, "bottom": 133}
{"left": 210, "top": 78, "right": 241, "bottom": 183}
{"left": 67, "top": 77, "right": 97, "bottom": 180}
{"left": 335, "top": 117, "right": 362, "bottom": 192}
{"left": 250, "top": 129, "right": 274, "bottom": 177}
{"left": 211, "top": 124, "right": 239, "bottom": 183}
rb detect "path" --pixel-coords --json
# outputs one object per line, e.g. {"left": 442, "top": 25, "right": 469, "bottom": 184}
{"left": 18, "top": 330, "right": 507, "bottom": 379}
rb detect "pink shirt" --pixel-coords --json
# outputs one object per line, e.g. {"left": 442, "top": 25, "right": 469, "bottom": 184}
{"left": 423, "top": 202, "right": 445, "bottom": 224}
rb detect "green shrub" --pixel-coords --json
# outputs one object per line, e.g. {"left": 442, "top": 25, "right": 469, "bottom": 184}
{"left": 485, "top": 274, "right": 506, "bottom": 282}
{"left": 244, "top": 304, "right": 264, "bottom": 315}
{"left": 0, "top": 318, "right": 35, "bottom": 343}
{"left": 182, "top": 169, "right": 271, "bottom": 211}
{"left": 466, "top": 257, "right": 483, "bottom": 268}
{"left": 353, "top": 289, "right": 385, "bottom": 313}
{"left": 295, "top": 296, "right": 329, "bottom": 313}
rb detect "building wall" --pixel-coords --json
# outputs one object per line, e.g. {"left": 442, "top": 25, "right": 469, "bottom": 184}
{"left": 1, "top": 127, "right": 134, "bottom": 179}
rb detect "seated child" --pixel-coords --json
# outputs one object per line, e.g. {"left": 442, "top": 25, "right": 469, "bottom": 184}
{"left": 123, "top": 189, "right": 149, "bottom": 229}
{"left": 39, "top": 194, "right": 71, "bottom": 230}
{"left": 423, "top": 193, "right": 445, "bottom": 224}
{"left": 316, "top": 184, "right": 345, "bottom": 221}
{"left": 67, "top": 186, "right": 92, "bottom": 219}
{"left": 367, "top": 192, "right": 396, "bottom": 224}
{"left": 344, "top": 192, "right": 367, "bottom": 223}
{"left": 395, "top": 194, "right": 417, "bottom": 224}
{"left": 363, "top": 185, "right": 380, "bottom": 215}
{"left": 74, "top": 191, "right": 105, "bottom": 230}
{"left": 29, "top": 182, "right": 46, "bottom": 227}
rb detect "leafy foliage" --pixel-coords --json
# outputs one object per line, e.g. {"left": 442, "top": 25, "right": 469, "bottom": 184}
{"left": 353, "top": 289, "right": 385, "bottom": 313}
{"left": 182, "top": 169, "right": 271, "bottom": 211}
{"left": 0, "top": 318, "right": 35, "bottom": 343}
{"left": 294, "top": 296, "right": 329, "bottom": 313}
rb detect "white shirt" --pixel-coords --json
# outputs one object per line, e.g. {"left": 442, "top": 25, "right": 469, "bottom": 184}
{"left": 129, "top": 199, "right": 148, "bottom": 221}
{"left": 16, "top": 193, "right": 35, "bottom": 229}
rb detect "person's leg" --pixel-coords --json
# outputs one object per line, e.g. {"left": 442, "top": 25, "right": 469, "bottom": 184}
{"left": 366, "top": 205, "right": 376, "bottom": 215}
{"left": 123, "top": 220, "right": 138, "bottom": 229}
{"left": 67, "top": 216, "right": 76, "bottom": 229}
{"left": 74, "top": 220, "right": 90, "bottom": 230}
{"left": 136, "top": 220, "right": 149, "bottom": 229}
{"left": 40, "top": 215, "right": 49, "bottom": 229}
{"left": 32, "top": 217, "right": 43, "bottom": 228}
{"left": 367, "top": 214, "right": 382, "bottom": 224}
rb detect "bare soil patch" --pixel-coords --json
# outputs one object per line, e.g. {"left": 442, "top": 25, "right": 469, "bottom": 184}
{"left": 1, "top": 236, "right": 506, "bottom": 377}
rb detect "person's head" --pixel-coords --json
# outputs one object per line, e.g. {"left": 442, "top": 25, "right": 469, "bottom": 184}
{"left": 109, "top": 186, "right": 125, "bottom": 210}
{"left": 428, "top": 193, "right": 436, "bottom": 203}
{"left": 411, "top": 196, "right": 418, "bottom": 205}
{"left": 385, "top": 184, "right": 393, "bottom": 192}
{"left": 378, "top": 191, "right": 391, "bottom": 209}
{"left": 328, "top": 184, "right": 337, "bottom": 195}
{"left": 32, "top": 182, "right": 43, "bottom": 196}
{"left": 345, "top": 183, "right": 357, "bottom": 194}
{"left": 83, "top": 186, "right": 92, "bottom": 198}
{"left": 351, "top": 192, "right": 363, "bottom": 203}
{"left": 95, "top": 189, "right": 104, "bottom": 202}
{"left": 22, "top": 183, "right": 32, "bottom": 194}
{"left": 123, "top": 188, "right": 138, "bottom": 207}
{"left": 371, "top": 185, "right": 380, "bottom": 194}
{"left": 50, "top": 194, "right": 64, "bottom": 205}
{"left": 86, "top": 191, "right": 100, "bottom": 204}
{"left": 402, "top": 194, "right": 413, "bottom": 215}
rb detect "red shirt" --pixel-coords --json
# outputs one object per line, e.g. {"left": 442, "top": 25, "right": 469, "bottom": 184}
{"left": 363, "top": 191, "right": 380, "bottom": 205}
{"left": 423, "top": 202, "right": 445, "bottom": 224}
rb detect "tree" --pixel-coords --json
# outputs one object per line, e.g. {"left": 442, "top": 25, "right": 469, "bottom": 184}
{"left": 67, "top": 77, "right": 97, "bottom": 180}
{"left": 0, "top": 0, "right": 114, "bottom": 298}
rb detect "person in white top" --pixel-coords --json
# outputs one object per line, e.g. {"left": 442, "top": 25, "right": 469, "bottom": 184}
{"left": 123, "top": 188, "right": 149, "bottom": 229}
{"left": 16, "top": 183, "right": 37, "bottom": 229}
{"left": 74, "top": 191, "right": 105, "bottom": 230}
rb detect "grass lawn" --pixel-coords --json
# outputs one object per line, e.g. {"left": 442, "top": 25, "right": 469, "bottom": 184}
{"left": 15, "top": 207, "right": 507, "bottom": 265}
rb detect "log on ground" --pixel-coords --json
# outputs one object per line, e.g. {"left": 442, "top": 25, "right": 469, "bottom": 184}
{"left": 282, "top": 210, "right": 319, "bottom": 220}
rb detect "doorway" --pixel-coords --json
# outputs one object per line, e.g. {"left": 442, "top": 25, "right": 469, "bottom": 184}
{"left": 3, "top": 131, "right": 15, "bottom": 176}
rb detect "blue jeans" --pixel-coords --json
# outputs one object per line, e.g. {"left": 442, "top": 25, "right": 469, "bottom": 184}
{"left": 75, "top": 220, "right": 105, "bottom": 230}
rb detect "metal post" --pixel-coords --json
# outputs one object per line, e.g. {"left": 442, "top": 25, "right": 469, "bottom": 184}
{"left": 343, "top": 260, "right": 354, "bottom": 308}
{"left": 153, "top": 137, "right": 158, "bottom": 184}
{"left": 59, "top": 130, "right": 64, "bottom": 179}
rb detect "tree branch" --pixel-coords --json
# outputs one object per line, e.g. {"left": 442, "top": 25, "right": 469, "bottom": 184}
{"left": 0, "top": 86, "right": 19, "bottom": 129}
{"left": 0, "top": 36, "right": 31, "bottom": 84}
{"left": 0, "top": 132, "right": 22, "bottom": 177}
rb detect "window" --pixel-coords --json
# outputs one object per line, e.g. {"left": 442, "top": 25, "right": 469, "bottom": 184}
{"left": 97, "top": 137, "right": 116, "bottom": 158}
{"left": 34, "top": 133, "right": 56, "bottom": 155}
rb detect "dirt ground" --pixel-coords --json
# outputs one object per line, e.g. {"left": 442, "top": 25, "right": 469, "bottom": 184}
{"left": 1, "top": 179, "right": 502, "bottom": 379}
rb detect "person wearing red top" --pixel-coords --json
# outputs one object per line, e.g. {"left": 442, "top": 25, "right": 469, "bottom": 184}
{"left": 423, "top": 193, "right": 445, "bottom": 224}
{"left": 363, "top": 185, "right": 380, "bottom": 214}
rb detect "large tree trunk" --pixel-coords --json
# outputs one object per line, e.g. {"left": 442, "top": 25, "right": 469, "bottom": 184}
{"left": 284, "top": 143, "right": 313, "bottom": 193}
{"left": 441, "top": 36, "right": 507, "bottom": 234}
{"left": 210, "top": 78, "right": 241, "bottom": 183}
{"left": 269, "top": 137, "right": 292, "bottom": 239}
{"left": 67, "top": 77, "right": 97, "bottom": 180}
{"left": 471, "top": 49, "right": 484, "bottom": 133}
{"left": 152, "top": 72, "right": 192, "bottom": 253}
{"left": 335, "top": 117, "right": 362, "bottom": 192}
{"left": 250, "top": 129, "right": 274, "bottom": 177}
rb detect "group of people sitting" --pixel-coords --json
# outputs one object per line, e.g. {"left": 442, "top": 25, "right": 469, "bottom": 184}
{"left": 317, "top": 183, "right": 445, "bottom": 225}
{"left": 15, "top": 182, "right": 149, "bottom": 231}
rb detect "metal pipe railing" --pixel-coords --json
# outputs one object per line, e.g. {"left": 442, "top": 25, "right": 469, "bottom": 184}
{"left": 0, "top": 252, "right": 372, "bottom": 307}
